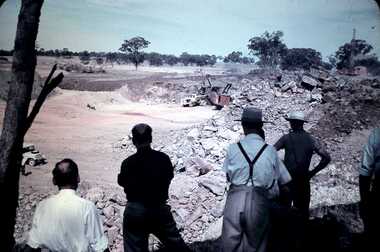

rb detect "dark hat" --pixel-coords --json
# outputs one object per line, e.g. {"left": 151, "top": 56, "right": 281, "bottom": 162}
{"left": 235, "top": 107, "right": 269, "bottom": 124}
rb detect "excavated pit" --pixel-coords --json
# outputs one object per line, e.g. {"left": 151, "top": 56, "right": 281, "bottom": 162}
{"left": 12, "top": 68, "right": 380, "bottom": 251}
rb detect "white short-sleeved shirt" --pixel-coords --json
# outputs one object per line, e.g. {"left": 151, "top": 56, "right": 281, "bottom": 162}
{"left": 223, "top": 133, "right": 292, "bottom": 198}
{"left": 27, "top": 189, "right": 108, "bottom": 252}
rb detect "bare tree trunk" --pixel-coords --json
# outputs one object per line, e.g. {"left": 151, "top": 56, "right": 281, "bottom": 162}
{"left": 0, "top": 0, "right": 44, "bottom": 250}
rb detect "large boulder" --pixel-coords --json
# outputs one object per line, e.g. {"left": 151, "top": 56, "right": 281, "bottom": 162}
{"left": 169, "top": 174, "right": 198, "bottom": 201}
{"left": 197, "top": 171, "right": 227, "bottom": 196}
{"left": 185, "top": 157, "right": 215, "bottom": 176}
{"left": 301, "top": 75, "right": 321, "bottom": 90}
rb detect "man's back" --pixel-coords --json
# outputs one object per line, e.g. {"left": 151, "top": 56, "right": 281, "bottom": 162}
{"left": 275, "top": 130, "right": 316, "bottom": 179}
{"left": 223, "top": 133, "right": 291, "bottom": 198}
{"left": 118, "top": 147, "right": 174, "bottom": 206}
{"left": 28, "top": 189, "right": 107, "bottom": 252}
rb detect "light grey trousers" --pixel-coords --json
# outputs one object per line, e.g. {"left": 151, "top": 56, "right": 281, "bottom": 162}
{"left": 221, "top": 185, "right": 271, "bottom": 252}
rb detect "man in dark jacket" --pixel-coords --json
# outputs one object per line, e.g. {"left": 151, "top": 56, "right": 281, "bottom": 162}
{"left": 274, "top": 111, "right": 331, "bottom": 218}
{"left": 118, "top": 123, "right": 190, "bottom": 252}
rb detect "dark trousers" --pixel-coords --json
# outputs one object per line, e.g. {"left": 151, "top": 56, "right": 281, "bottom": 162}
{"left": 123, "top": 202, "right": 190, "bottom": 252}
{"left": 282, "top": 179, "right": 310, "bottom": 218}
{"left": 362, "top": 192, "right": 380, "bottom": 251}
{"left": 277, "top": 179, "right": 310, "bottom": 252}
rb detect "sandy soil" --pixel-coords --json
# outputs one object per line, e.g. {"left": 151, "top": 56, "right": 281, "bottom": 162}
{"left": 1, "top": 89, "right": 216, "bottom": 191}
{"left": 0, "top": 57, "right": 225, "bottom": 191}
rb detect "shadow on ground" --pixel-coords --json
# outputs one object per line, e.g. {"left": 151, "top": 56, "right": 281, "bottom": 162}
{"left": 156, "top": 203, "right": 368, "bottom": 252}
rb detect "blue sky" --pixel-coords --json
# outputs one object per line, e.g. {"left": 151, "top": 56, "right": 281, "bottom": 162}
{"left": 0, "top": 0, "right": 379, "bottom": 59}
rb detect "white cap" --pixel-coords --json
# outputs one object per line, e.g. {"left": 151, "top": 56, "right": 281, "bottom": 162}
{"left": 285, "top": 111, "right": 307, "bottom": 122}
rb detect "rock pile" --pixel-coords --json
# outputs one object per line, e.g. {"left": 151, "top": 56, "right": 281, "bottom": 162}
{"left": 119, "top": 79, "right": 199, "bottom": 104}
{"left": 15, "top": 70, "right": 380, "bottom": 251}
{"left": 113, "top": 71, "right": 324, "bottom": 244}
{"left": 308, "top": 76, "right": 380, "bottom": 212}
{"left": 317, "top": 77, "right": 380, "bottom": 136}
{"left": 58, "top": 62, "right": 106, "bottom": 74}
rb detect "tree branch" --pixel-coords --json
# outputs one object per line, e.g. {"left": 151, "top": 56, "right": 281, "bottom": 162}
{"left": 23, "top": 64, "right": 64, "bottom": 136}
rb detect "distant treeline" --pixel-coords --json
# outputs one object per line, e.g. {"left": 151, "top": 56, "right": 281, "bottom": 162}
{"left": 2, "top": 30, "right": 379, "bottom": 74}
{"left": 0, "top": 49, "right": 253, "bottom": 67}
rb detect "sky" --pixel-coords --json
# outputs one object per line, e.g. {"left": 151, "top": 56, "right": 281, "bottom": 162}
{"left": 0, "top": 0, "right": 379, "bottom": 59}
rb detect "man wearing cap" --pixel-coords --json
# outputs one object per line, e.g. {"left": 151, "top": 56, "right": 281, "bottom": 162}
{"left": 221, "top": 108, "right": 292, "bottom": 252}
{"left": 274, "top": 111, "right": 331, "bottom": 218}
{"left": 117, "top": 123, "right": 190, "bottom": 252}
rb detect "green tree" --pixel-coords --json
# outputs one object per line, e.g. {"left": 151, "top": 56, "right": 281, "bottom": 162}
{"left": 105, "top": 52, "right": 118, "bottom": 66}
{"left": 248, "top": 31, "right": 287, "bottom": 68}
{"left": 224, "top": 51, "right": 243, "bottom": 63}
{"left": 328, "top": 54, "right": 337, "bottom": 68}
{"left": 354, "top": 55, "right": 380, "bottom": 75}
{"left": 62, "top": 48, "right": 73, "bottom": 59}
{"left": 180, "top": 52, "right": 191, "bottom": 66}
{"left": 146, "top": 52, "right": 163, "bottom": 66}
{"left": 79, "top": 50, "right": 90, "bottom": 63}
{"left": 179, "top": 53, "right": 216, "bottom": 66}
{"left": 281, "top": 48, "right": 322, "bottom": 70}
{"left": 164, "top": 54, "right": 179, "bottom": 66}
{"left": 335, "top": 39, "right": 373, "bottom": 69}
{"left": 200, "top": 54, "right": 217, "bottom": 66}
{"left": 119, "top": 37, "right": 150, "bottom": 70}
{"left": 241, "top": 56, "right": 254, "bottom": 64}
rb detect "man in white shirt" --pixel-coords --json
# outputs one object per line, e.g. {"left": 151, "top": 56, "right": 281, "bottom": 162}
{"left": 221, "top": 108, "right": 291, "bottom": 252}
{"left": 25, "top": 159, "right": 108, "bottom": 252}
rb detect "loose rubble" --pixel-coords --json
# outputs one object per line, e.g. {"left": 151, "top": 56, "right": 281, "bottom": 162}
{"left": 58, "top": 62, "right": 106, "bottom": 74}
{"left": 15, "top": 70, "right": 380, "bottom": 251}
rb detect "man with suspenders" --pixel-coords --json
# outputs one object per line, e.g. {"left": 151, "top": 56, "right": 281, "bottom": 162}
{"left": 221, "top": 107, "right": 291, "bottom": 252}
{"left": 359, "top": 128, "right": 380, "bottom": 249}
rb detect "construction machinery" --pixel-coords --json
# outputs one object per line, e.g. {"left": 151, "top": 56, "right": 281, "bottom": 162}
{"left": 181, "top": 94, "right": 203, "bottom": 107}
{"left": 200, "top": 74, "right": 232, "bottom": 109}
{"left": 22, "top": 143, "right": 47, "bottom": 167}
{"left": 181, "top": 74, "right": 232, "bottom": 109}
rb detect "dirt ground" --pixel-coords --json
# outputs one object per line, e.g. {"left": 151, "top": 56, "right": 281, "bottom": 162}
{"left": 3, "top": 56, "right": 380, "bottom": 250}
{"left": 0, "top": 56, "right": 224, "bottom": 192}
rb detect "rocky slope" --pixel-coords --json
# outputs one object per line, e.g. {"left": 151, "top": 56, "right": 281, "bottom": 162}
{"left": 15, "top": 71, "right": 380, "bottom": 251}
